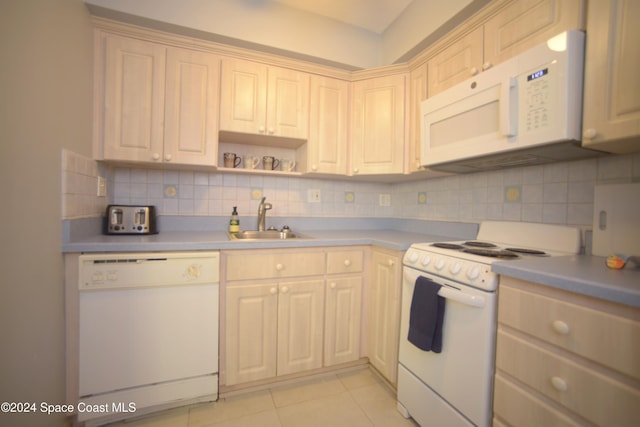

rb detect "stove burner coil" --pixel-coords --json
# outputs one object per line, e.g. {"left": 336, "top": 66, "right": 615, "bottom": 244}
{"left": 463, "top": 248, "right": 520, "bottom": 259}
{"left": 431, "top": 243, "right": 465, "bottom": 250}
{"left": 464, "top": 241, "right": 498, "bottom": 248}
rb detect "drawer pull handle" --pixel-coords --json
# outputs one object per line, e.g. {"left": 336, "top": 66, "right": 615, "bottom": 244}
{"left": 270, "top": 287, "right": 277, "bottom": 295}
{"left": 552, "top": 320, "right": 570, "bottom": 335}
{"left": 281, "top": 286, "right": 289, "bottom": 294}
{"left": 344, "top": 259, "right": 352, "bottom": 267}
{"left": 275, "top": 263, "right": 284, "bottom": 271}
{"left": 551, "top": 376, "right": 568, "bottom": 392}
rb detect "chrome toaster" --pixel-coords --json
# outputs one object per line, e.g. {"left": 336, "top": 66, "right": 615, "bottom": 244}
{"left": 105, "top": 205, "right": 158, "bottom": 235}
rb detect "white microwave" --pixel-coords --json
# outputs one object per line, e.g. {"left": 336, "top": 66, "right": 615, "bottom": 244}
{"left": 421, "top": 30, "right": 602, "bottom": 173}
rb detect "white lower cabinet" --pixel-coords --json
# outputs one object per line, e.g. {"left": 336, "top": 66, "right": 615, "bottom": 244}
{"left": 277, "top": 279, "right": 325, "bottom": 376}
{"left": 324, "top": 276, "right": 362, "bottom": 367}
{"left": 222, "top": 247, "right": 364, "bottom": 387}
{"left": 494, "top": 277, "right": 640, "bottom": 427}
{"left": 368, "top": 248, "right": 402, "bottom": 385}
{"left": 225, "top": 282, "right": 278, "bottom": 385}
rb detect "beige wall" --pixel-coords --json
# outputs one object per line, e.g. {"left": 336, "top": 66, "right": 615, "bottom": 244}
{"left": 0, "top": 1, "right": 93, "bottom": 426}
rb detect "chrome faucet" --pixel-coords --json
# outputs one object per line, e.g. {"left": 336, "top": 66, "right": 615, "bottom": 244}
{"left": 257, "top": 197, "right": 272, "bottom": 231}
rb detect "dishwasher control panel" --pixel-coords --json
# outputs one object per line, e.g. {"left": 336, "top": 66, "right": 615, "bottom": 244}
{"left": 79, "top": 252, "right": 220, "bottom": 290}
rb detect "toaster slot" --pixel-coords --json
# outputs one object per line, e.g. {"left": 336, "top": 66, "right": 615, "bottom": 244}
{"left": 111, "top": 208, "right": 123, "bottom": 226}
{"left": 135, "top": 209, "right": 146, "bottom": 226}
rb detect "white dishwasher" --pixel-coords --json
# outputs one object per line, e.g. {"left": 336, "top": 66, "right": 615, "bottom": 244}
{"left": 76, "top": 252, "right": 219, "bottom": 424}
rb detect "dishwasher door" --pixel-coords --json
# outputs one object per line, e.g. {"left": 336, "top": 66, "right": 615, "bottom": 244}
{"left": 77, "top": 252, "right": 219, "bottom": 420}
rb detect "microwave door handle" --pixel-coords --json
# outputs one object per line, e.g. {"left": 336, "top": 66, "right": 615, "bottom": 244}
{"left": 438, "top": 286, "right": 486, "bottom": 308}
{"left": 500, "top": 77, "right": 518, "bottom": 137}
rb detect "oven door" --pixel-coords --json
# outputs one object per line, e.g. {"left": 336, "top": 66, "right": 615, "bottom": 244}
{"left": 398, "top": 266, "right": 497, "bottom": 427}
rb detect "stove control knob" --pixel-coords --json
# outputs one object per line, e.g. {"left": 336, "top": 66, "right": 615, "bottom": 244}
{"left": 435, "top": 258, "right": 445, "bottom": 271}
{"left": 420, "top": 255, "right": 431, "bottom": 266}
{"left": 467, "top": 266, "right": 480, "bottom": 281}
{"left": 449, "top": 262, "right": 462, "bottom": 275}
{"left": 407, "top": 252, "right": 419, "bottom": 264}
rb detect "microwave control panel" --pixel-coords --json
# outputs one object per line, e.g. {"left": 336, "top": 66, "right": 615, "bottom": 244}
{"left": 520, "top": 60, "right": 558, "bottom": 134}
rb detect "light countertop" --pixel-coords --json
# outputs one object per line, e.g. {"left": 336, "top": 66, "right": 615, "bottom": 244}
{"left": 493, "top": 255, "right": 640, "bottom": 308}
{"left": 61, "top": 229, "right": 454, "bottom": 253}
{"left": 62, "top": 217, "right": 639, "bottom": 308}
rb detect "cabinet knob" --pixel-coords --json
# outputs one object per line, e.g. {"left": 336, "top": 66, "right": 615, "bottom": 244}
{"left": 270, "top": 287, "right": 277, "bottom": 295}
{"left": 152, "top": 153, "right": 161, "bottom": 161}
{"left": 388, "top": 259, "right": 395, "bottom": 267}
{"left": 583, "top": 128, "right": 597, "bottom": 139}
{"left": 164, "top": 153, "right": 172, "bottom": 162}
{"left": 353, "top": 167, "right": 359, "bottom": 174}
{"left": 275, "top": 263, "right": 284, "bottom": 271}
{"left": 482, "top": 62, "right": 492, "bottom": 71}
{"left": 311, "top": 164, "right": 318, "bottom": 171}
{"left": 470, "top": 67, "right": 479, "bottom": 76}
{"left": 550, "top": 376, "right": 568, "bottom": 392}
{"left": 268, "top": 127, "right": 275, "bottom": 135}
{"left": 281, "top": 285, "right": 289, "bottom": 294}
{"left": 344, "top": 259, "right": 352, "bottom": 267}
{"left": 330, "top": 282, "right": 337, "bottom": 289}
{"left": 552, "top": 320, "right": 570, "bottom": 335}
{"left": 259, "top": 126, "right": 265, "bottom": 134}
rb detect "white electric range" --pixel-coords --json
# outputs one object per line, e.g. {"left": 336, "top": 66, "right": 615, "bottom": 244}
{"left": 397, "top": 221, "right": 581, "bottom": 427}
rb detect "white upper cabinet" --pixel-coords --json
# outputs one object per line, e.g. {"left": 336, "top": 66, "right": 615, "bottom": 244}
{"left": 305, "top": 75, "right": 350, "bottom": 175}
{"left": 350, "top": 73, "right": 407, "bottom": 175}
{"left": 219, "top": 59, "right": 310, "bottom": 141}
{"left": 408, "top": 64, "right": 428, "bottom": 173}
{"left": 98, "top": 34, "right": 219, "bottom": 166}
{"left": 581, "top": 0, "right": 640, "bottom": 154}
{"left": 427, "top": 26, "right": 484, "bottom": 97}
{"left": 163, "top": 49, "right": 220, "bottom": 165}
{"left": 427, "top": 0, "right": 584, "bottom": 97}
{"left": 101, "top": 35, "right": 166, "bottom": 162}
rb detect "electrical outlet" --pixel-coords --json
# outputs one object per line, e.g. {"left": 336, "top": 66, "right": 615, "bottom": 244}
{"left": 379, "top": 194, "right": 391, "bottom": 206}
{"left": 308, "top": 189, "right": 321, "bottom": 203}
{"left": 97, "top": 176, "right": 107, "bottom": 197}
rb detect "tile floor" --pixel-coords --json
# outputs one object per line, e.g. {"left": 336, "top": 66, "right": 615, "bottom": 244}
{"left": 105, "top": 367, "right": 418, "bottom": 427}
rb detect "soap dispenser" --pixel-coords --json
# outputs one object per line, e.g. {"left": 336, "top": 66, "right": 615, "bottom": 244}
{"left": 229, "top": 206, "right": 240, "bottom": 233}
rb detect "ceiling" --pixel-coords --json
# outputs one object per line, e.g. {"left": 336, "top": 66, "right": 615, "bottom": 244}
{"left": 273, "top": 0, "right": 415, "bottom": 33}
{"left": 85, "top": 0, "right": 488, "bottom": 69}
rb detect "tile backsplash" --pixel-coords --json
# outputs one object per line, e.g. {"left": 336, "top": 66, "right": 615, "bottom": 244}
{"left": 61, "top": 149, "right": 110, "bottom": 219}
{"left": 62, "top": 150, "right": 639, "bottom": 229}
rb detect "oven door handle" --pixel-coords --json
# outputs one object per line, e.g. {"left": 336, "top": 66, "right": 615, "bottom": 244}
{"left": 437, "top": 287, "right": 486, "bottom": 308}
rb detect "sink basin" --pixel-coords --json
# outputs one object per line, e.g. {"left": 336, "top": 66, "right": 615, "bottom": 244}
{"left": 228, "top": 230, "right": 306, "bottom": 240}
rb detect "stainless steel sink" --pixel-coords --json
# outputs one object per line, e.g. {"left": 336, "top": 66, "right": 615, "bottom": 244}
{"left": 228, "top": 230, "right": 306, "bottom": 240}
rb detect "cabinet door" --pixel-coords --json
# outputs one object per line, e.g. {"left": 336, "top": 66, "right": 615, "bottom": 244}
{"left": 267, "top": 66, "right": 310, "bottom": 139}
{"left": 408, "top": 64, "right": 428, "bottom": 172}
{"left": 484, "top": 0, "right": 585, "bottom": 67}
{"left": 351, "top": 74, "right": 407, "bottom": 175}
{"left": 277, "top": 280, "right": 324, "bottom": 376}
{"left": 225, "top": 283, "right": 278, "bottom": 385}
{"left": 103, "top": 35, "right": 166, "bottom": 161}
{"left": 219, "top": 59, "right": 268, "bottom": 135}
{"left": 325, "top": 276, "right": 362, "bottom": 366}
{"left": 164, "top": 49, "right": 220, "bottom": 165}
{"left": 369, "top": 250, "right": 402, "bottom": 384}
{"left": 427, "top": 26, "right": 483, "bottom": 97}
{"left": 582, "top": 0, "right": 640, "bottom": 153}
{"left": 307, "top": 76, "right": 349, "bottom": 174}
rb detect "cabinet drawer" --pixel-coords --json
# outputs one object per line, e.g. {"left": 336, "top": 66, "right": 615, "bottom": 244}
{"left": 496, "top": 329, "right": 640, "bottom": 427}
{"left": 494, "top": 373, "right": 586, "bottom": 427}
{"left": 225, "top": 251, "right": 325, "bottom": 281}
{"left": 498, "top": 285, "right": 640, "bottom": 380}
{"left": 327, "top": 250, "right": 364, "bottom": 274}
